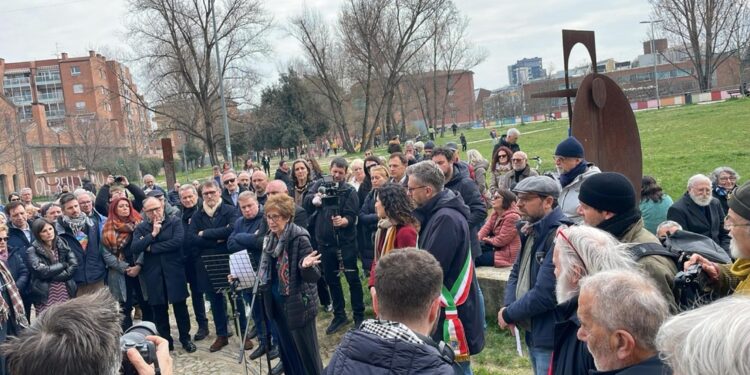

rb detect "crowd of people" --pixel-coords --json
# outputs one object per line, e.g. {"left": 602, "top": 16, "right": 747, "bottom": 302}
{"left": 0, "top": 125, "right": 747, "bottom": 375}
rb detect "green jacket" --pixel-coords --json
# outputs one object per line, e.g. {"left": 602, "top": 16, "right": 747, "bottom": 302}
{"left": 622, "top": 218, "right": 679, "bottom": 314}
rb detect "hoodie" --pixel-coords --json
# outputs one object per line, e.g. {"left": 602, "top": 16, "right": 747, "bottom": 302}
{"left": 414, "top": 189, "right": 485, "bottom": 356}
{"left": 444, "top": 162, "right": 487, "bottom": 258}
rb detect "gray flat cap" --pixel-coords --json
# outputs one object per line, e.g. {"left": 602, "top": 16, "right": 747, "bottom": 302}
{"left": 512, "top": 176, "right": 561, "bottom": 198}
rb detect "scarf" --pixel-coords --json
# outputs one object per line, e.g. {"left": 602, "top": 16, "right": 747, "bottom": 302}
{"left": 597, "top": 208, "right": 642, "bottom": 240}
{"left": 61, "top": 214, "right": 92, "bottom": 235}
{"left": 259, "top": 224, "right": 292, "bottom": 296}
{"left": 203, "top": 201, "right": 221, "bottom": 218}
{"left": 0, "top": 260, "right": 27, "bottom": 328}
{"left": 558, "top": 160, "right": 588, "bottom": 188}
{"left": 373, "top": 219, "right": 397, "bottom": 262}
{"left": 102, "top": 218, "right": 138, "bottom": 258}
{"left": 730, "top": 259, "right": 750, "bottom": 294}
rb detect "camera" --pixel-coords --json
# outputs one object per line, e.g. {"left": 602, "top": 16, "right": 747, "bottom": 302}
{"left": 674, "top": 263, "right": 711, "bottom": 292}
{"left": 115, "top": 175, "right": 125, "bottom": 183}
{"left": 319, "top": 175, "right": 347, "bottom": 210}
{"left": 120, "top": 322, "right": 158, "bottom": 375}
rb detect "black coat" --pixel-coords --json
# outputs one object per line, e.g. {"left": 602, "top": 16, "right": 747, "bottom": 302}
{"left": 131, "top": 216, "right": 189, "bottom": 305}
{"left": 187, "top": 203, "right": 240, "bottom": 294}
{"left": 552, "top": 298, "right": 595, "bottom": 375}
{"left": 303, "top": 181, "right": 359, "bottom": 246}
{"left": 667, "top": 193, "right": 730, "bottom": 253}
{"left": 590, "top": 355, "right": 672, "bottom": 375}
{"left": 26, "top": 239, "right": 78, "bottom": 304}
{"left": 261, "top": 223, "right": 321, "bottom": 330}
{"left": 414, "top": 189, "right": 485, "bottom": 356}
{"left": 324, "top": 328, "right": 459, "bottom": 375}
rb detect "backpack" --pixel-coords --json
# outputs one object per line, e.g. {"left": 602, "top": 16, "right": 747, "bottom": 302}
{"left": 630, "top": 230, "right": 731, "bottom": 311}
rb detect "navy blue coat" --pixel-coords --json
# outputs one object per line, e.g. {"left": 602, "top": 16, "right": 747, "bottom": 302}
{"left": 414, "top": 189, "right": 485, "bottom": 356}
{"left": 444, "top": 162, "right": 487, "bottom": 258}
{"left": 324, "top": 328, "right": 459, "bottom": 374}
{"left": 131, "top": 216, "right": 189, "bottom": 305}
{"left": 227, "top": 207, "right": 266, "bottom": 269}
{"left": 503, "top": 207, "right": 568, "bottom": 350}
{"left": 6, "top": 223, "right": 32, "bottom": 295}
{"left": 55, "top": 218, "right": 106, "bottom": 286}
{"left": 357, "top": 190, "right": 378, "bottom": 268}
{"left": 187, "top": 203, "right": 240, "bottom": 294}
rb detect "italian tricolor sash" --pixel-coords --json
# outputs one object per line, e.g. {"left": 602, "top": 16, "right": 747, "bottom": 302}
{"left": 439, "top": 250, "right": 474, "bottom": 362}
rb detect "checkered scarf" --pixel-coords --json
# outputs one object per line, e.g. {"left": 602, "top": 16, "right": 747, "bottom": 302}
{"left": 360, "top": 319, "right": 424, "bottom": 346}
{"left": 0, "top": 261, "right": 27, "bottom": 328}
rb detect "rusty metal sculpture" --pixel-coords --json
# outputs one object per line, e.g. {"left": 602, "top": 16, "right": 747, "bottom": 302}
{"left": 532, "top": 30, "right": 642, "bottom": 196}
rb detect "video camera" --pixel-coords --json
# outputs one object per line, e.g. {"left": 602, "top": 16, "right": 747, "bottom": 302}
{"left": 120, "top": 322, "right": 159, "bottom": 375}
{"left": 318, "top": 175, "right": 348, "bottom": 210}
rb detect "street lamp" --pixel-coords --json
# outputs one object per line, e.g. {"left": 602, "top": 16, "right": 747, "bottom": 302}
{"left": 640, "top": 20, "right": 663, "bottom": 109}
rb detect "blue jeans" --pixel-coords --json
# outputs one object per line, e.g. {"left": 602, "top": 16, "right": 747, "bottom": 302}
{"left": 529, "top": 347, "right": 552, "bottom": 375}
{"left": 458, "top": 361, "right": 473, "bottom": 375}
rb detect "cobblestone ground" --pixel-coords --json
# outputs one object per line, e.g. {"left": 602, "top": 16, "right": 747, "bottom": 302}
{"left": 163, "top": 301, "right": 352, "bottom": 374}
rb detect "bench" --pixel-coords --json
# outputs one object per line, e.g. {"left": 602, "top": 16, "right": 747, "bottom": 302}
{"left": 475, "top": 266, "right": 512, "bottom": 320}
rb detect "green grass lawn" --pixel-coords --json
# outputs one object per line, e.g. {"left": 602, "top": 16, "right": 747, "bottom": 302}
{"left": 160, "top": 99, "right": 747, "bottom": 375}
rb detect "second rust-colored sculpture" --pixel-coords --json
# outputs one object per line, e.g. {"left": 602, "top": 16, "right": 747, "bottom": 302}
{"left": 533, "top": 30, "right": 643, "bottom": 196}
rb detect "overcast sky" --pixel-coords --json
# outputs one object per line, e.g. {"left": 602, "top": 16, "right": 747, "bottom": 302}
{"left": 1, "top": 0, "right": 655, "bottom": 92}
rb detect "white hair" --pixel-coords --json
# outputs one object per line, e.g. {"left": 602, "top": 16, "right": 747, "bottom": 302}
{"left": 687, "top": 174, "right": 711, "bottom": 189}
{"left": 656, "top": 296, "right": 750, "bottom": 375}
{"left": 73, "top": 188, "right": 94, "bottom": 200}
{"left": 507, "top": 128, "right": 520, "bottom": 137}
{"left": 580, "top": 269, "right": 669, "bottom": 352}
{"left": 555, "top": 226, "right": 637, "bottom": 303}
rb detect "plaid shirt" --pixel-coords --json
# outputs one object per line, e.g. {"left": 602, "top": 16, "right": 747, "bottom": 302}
{"left": 359, "top": 319, "right": 424, "bottom": 346}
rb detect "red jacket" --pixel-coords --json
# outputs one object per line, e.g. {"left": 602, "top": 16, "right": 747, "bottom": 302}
{"left": 368, "top": 224, "right": 418, "bottom": 288}
{"left": 477, "top": 204, "right": 521, "bottom": 267}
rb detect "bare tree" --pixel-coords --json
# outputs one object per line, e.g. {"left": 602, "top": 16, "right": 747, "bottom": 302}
{"left": 651, "top": 0, "right": 748, "bottom": 91}
{"left": 125, "top": 0, "right": 271, "bottom": 165}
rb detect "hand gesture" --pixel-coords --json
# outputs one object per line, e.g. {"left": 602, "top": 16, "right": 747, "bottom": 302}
{"left": 151, "top": 220, "right": 162, "bottom": 237}
{"left": 302, "top": 251, "right": 322, "bottom": 268}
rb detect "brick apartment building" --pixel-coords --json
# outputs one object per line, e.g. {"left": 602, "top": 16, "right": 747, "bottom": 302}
{"left": 398, "top": 70, "right": 477, "bottom": 132}
{"left": 0, "top": 51, "right": 152, "bottom": 200}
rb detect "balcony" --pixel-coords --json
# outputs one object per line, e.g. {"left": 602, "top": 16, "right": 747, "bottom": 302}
{"left": 3, "top": 77, "right": 31, "bottom": 87}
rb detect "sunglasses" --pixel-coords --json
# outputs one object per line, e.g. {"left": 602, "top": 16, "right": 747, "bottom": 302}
{"left": 223, "top": 178, "right": 236, "bottom": 185}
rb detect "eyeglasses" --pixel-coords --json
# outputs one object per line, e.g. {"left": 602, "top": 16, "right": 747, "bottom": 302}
{"left": 556, "top": 226, "right": 587, "bottom": 269}
{"left": 407, "top": 185, "right": 428, "bottom": 193}
{"left": 0, "top": 237, "right": 8, "bottom": 243}
{"left": 223, "top": 178, "right": 236, "bottom": 185}
{"left": 265, "top": 213, "right": 283, "bottom": 222}
{"left": 725, "top": 215, "right": 750, "bottom": 229}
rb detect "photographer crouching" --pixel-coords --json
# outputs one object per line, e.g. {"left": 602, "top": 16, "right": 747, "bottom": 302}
{"left": 0, "top": 289, "right": 173, "bottom": 375}
{"left": 684, "top": 181, "right": 750, "bottom": 295}
{"left": 303, "top": 157, "right": 364, "bottom": 335}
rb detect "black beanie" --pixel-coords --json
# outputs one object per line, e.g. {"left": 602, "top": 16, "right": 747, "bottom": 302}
{"left": 555, "top": 137, "right": 585, "bottom": 158}
{"left": 578, "top": 172, "right": 636, "bottom": 214}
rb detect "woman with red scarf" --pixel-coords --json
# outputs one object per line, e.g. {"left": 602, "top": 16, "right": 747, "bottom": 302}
{"left": 101, "top": 197, "right": 152, "bottom": 330}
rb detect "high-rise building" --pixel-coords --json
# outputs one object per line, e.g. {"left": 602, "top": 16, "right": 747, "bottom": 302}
{"left": 0, "top": 51, "right": 153, "bottom": 197}
{"left": 507, "top": 57, "right": 546, "bottom": 86}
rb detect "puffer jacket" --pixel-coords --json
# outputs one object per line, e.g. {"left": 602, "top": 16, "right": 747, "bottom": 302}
{"left": 324, "top": 327, "right": 459, "bottom": 374}
{"left": 558, "top": 164, "right": 600, "bottom": 223}
{"left": 26, "top": 238, "right": 78, "bottom": 304}
{"left": 477, "top": 204, "right": 521, "bottom": 267}
{"left": 261, "top": 223, "right": 321, "bottom": 330}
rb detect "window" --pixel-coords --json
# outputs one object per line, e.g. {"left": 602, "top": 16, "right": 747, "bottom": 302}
{"left": 75, "top": 101, "right": 86, "bottom": 111}
{"left": 70, "top": 66, "right": 81, "bottom": 76}
{"left": 73, "top": 84, "right": 84, "bottom": 93}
